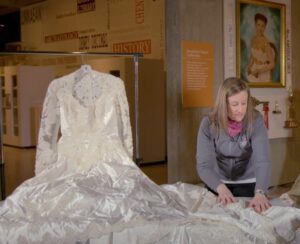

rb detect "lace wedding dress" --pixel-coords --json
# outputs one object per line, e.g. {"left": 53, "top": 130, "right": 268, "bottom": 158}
{"left": 0, "top": 66, "right": 299, "bottom": 244}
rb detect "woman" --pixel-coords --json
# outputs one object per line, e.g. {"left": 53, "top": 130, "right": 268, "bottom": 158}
{"left": 196, "top": 77, "right": 271, "bottom": 213}
{"left": 247, "top": 13, "right": 275, "bottom": 82}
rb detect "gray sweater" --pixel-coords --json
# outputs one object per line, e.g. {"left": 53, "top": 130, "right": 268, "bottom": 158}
{"left": 196, "top": 113, "right": 271, "bottom": 192}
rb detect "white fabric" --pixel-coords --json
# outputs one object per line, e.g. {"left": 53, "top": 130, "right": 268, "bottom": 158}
{"left": 222, "top": 178, "right": 256, "bottom": 184}
{"left": 0, "top": 67, "right": 300, "bottom": 244}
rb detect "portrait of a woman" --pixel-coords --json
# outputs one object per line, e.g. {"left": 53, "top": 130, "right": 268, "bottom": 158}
{"left": 238, "top": 1, "right": 284, "bottom": 86}
{"left": 247, "top": 13, "right": 276, "bottom": 83}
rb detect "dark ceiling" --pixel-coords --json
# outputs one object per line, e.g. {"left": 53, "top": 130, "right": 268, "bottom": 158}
{"left": 0, "top": 0, "right": 45, "bottom": 50}
{"left": 0, "top": 0, "right": 44, "bottom": 15}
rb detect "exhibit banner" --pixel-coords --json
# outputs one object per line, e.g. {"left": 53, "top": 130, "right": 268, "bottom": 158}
{"left": 20, "top": 0, "right": 165, "bottom": 59}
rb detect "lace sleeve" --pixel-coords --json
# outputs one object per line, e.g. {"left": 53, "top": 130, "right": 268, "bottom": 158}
{"left": 117, "top": 78, "right": 133, "bottom": 159}
{"left": 35, "top": 80, "right": 60, "bottom": 175}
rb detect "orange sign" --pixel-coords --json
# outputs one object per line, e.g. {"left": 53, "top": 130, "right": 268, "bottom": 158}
{"left": 182, "top": 41, "right": 214, "bottom": 108}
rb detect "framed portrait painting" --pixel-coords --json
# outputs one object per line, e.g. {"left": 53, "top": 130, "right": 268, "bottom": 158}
{"left": 236, "top": 0, "right": 286, "bottom": 87}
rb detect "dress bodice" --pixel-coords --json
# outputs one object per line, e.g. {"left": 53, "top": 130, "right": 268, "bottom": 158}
{"left": 58, "top": 77, "right": 118, "bottom": 137}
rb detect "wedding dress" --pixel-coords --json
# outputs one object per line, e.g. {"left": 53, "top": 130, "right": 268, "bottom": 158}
{"left": 0, "top": 65, "right": 300, "bottom": 244}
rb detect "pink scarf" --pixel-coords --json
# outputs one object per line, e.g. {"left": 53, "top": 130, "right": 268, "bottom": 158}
{"left": 228, "top": 119, "right": 243, "bottom": 137}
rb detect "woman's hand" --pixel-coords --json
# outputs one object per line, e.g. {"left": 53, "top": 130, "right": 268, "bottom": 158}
{"left": 249, "top": 191, "right": 271, "bottom": 213}
{"left": 216, "top": 184, "right": 236, "bottom": 205}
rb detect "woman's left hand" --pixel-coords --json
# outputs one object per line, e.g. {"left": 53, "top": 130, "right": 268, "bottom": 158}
{"left": 248, "top": 192, "right": 271, "bottom": 213}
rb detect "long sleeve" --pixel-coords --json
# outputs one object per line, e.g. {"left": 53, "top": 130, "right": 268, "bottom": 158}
{"left": 196, "top": 117, "right": 222, "bottom": 191}
{"left": 35, "top": 81, "right": 60, "bottom": 175}
{"left": 251, "top": 114, "right": 271, "bottom": 192}
{"left": 116, "top": 78, "right": 133, "bottom": 159}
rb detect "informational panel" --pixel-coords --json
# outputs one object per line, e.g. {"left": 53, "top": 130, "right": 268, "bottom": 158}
{"left": 20, "top": 0, "right": 165, "bottom": 59}
{"left": 181, "top": 41, "right": 214, "bottom": 108}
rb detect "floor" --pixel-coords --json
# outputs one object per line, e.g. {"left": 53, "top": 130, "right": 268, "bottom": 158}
{"left": 0, "top": 145, "right": 293, "bottom": 200}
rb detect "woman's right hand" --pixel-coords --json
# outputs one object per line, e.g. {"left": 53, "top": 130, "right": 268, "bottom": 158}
{"left": 216, "top": 184, "right": 236, "bottom": 205}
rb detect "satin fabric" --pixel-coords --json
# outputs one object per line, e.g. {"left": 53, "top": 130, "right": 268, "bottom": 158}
{"left": 0, "top": 68, "right": 300, "bottom": 243}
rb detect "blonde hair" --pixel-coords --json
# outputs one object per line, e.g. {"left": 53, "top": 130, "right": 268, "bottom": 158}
{"left": 209, "top": 77, "right": 256, "bottom": 136}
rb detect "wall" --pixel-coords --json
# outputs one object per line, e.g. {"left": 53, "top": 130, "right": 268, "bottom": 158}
{"left": 278, "top": 0, "right": 300, "bottom": 185}
{"left": 166, "top": 0, "right": 223, "bottom": 183}
{"left": 166, "top": 0, "right": 300, "bottom": 186}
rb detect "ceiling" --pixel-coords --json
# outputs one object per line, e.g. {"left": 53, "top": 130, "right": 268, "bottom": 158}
{"left": 0, "top": 0, "right": 44, "bottom": 15}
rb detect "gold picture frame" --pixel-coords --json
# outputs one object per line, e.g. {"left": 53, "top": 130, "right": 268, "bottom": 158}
{"left": 236, "top": 0, "right": 286, "bottom": 87}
